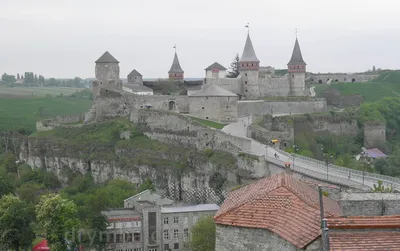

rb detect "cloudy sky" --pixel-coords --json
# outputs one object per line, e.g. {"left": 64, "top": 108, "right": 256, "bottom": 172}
{"left": 1, "top": 0, "right": 399, "bottom": 79}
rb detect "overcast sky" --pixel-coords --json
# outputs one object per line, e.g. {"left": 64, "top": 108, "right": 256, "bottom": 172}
{"left": 1, "top": 0, "right": 400, "bottom": 79}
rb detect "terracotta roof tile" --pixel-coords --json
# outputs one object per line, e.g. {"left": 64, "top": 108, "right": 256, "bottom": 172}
{"left": 330, "top": 231, "right": 400, "bottom": 251}
{"left": 327, "top": 215, "right": 400, "bottom": 229}
{"left": 214, "top": 173, "right": 342, "bottom": 248}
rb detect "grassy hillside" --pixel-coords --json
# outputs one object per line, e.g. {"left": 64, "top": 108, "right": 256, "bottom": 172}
{"left": 315, "top": 70, "right": 400, "bottom": 103}
{"left": 0, "top": 96, "right": 92, "bottom": 132}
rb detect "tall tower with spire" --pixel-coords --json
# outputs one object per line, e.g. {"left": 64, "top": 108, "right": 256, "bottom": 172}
{"left": 287, "top": 34, "right": 307, "bottom": 96}
{"left": 239, "top": 28, "right": 260, "bottom": 99}
{"left": 168, "top": 47, "right": 184, "bottom": 81}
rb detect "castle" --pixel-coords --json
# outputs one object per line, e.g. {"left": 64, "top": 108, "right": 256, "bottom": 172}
{"left": 86, "top": 32, "right": 325, "bottom": 124}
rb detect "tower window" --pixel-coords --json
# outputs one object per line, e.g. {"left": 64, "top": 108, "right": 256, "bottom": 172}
{"left": 245, "top": 73, "right": 247, "bottom": 76}
{"left": 226, "top": 106, "right": 229, "bottom": 108}
{"left": 245, "top": 81, "right": 247, "bottom": 84}
{"left": 202, "top": 107, "right": 204, "bottom": 109}
{"left": 206, "top": 117, "right": 209, "bottom": 119}
{"left": 245, "top": 90, "right": 248, "bottom": 92}
{"left": 292, "top": 75, "right": 294, "bottom": 78}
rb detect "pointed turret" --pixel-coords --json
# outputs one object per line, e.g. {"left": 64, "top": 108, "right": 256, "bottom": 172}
{"left": 168, "top": 52, "right": 184, "bottom": 80}
{"left": 287, "top": 38, "right": 306, "bottom": 73}
{"left": 239, "top": 32, "right": 259, "bottom": 71}
{"left": 95, "top": 51, "right": 119, "bottom": 64}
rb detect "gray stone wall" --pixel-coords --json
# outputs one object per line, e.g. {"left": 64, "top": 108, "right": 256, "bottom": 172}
{"left": 36, "top": 113, "right": 86, "bottom": 131}
{"left": 215, "top": 224, "right": 321, "bottom": 251}
{"left": 288, "top": 72, "right": 307, "bottom": 96}
{"left": 85, "top": 93, "right": 190, "bottom": 123}
{"left": 339, "top": 193, "right": 400, "bottom": 216}
{"left": 309, "top": 74, "right": 379, "bottom": 84}
{"left": 364, "top": 122, "right": 386, "bottom": 148}
{"left": 96, "top": 62, "right": 120, "bottom": 85}
{"left": 322, "top": 88, "right": 362, "bottom": 108}
{"left": 189, "top": 96, "right": 238, "bottom": 123}
{"left": 205, "top": 78, "right": 242, "bottom": 95}
{"left": 237, "top": 98, "right": 327, "bottom": 117}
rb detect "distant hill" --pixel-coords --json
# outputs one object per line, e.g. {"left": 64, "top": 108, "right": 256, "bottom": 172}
{"left": 315, "top": 70, "right": 400, "bottom": 103}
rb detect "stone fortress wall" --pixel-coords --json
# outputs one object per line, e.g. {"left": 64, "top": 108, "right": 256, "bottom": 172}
{"left": 36, "top": 113, "right": 87, "bottom": 132}
{"left": 247, "top": 112, "right": 360, "bottom": 147}
{"left": 364, "top": 121, "right": 386, "bottom": 148}
{"left": 130, "top": 109, "right": 252, "bottom": 154}
{"left": 308, "top": 73, "right": 379, "bottom": 84}
{"left": 237, "top": 98, "right": 327, "bottom": 118}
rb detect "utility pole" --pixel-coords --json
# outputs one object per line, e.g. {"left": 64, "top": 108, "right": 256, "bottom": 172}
{"left": 319, "top": 185, "right": 330, "bottom": 251}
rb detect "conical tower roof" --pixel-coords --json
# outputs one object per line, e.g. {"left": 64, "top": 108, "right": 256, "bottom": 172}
{"left": 287, "top": 38, "right": 306, "bottom": 65}
{"left": 240, "top": 33, "right": 259, "bottom": 62}
{"left": 168, "top": 52, "right": 184, "bottom": 74}
{"left": 95, "top": 51, "right": 119, "bottom": 63}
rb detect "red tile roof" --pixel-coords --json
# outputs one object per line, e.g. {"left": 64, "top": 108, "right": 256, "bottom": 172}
{"left": 329, "top": 232, "right": 400, "bottom": 251}
{"left": 214, "top": 173, "right": 342, "bottom": 249}
{"left": 328, "top": 215, "right": 400, "bottom": 250}
{"left": 327, "top": 215, "right": 400, "bottom": 229}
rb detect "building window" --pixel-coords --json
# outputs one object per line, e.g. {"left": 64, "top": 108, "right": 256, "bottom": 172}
{"left": 163, "top": 217, "right": 169, "bottom": 224}
{"left": 173, "top": 229, "right": 179, "bottom": 239}
{"left": 134, "top": 233, "right": 141, "bottom": 242}
{"left": 245, "top": 73, "right": 247, "bottom": 76}
{"left": 245, "top": 81, "right": 247, "bottom": 84}
{"left": 174, "top": 243, "right": 179, "bottom": 249}
{"left": 174, "top": 216, "right": 179, "bottom": 224}
{"left": 148, "top": 249, "right": 158, "bottom": 251}
{"left": 206, "top": 117, "right": 209, "bottom": 119}
{"left": 164, "top": 230, "right": 170, "bottom": 240}
{"left": 115, "top": 222, "right": 123, "bottom": 228}
{"left": 125, "top": 233, "right": 133, "bottom": 242}
{"left": 184, "top": 217, "right": 188, "bottom": 224}
{"left": 184, "top": 228, "right": 189, "bottom": 238}
{"left": 108, "top": 233, "right": 114, "bottom": 243}
{"left": 226, "top": 106, "right": 229, "bottom": 108}
{"left": 116, "top": 233, "right": 123, "bottom": 243}
{"left": 164, "top": 244, "right": 169, "bottom": 250}
{"left": 134, "top": 221, "right": 141, "bottom": 227}
{"left": 202, "top": 107, "right": 204, "bottom": 109}
{"left": 193, "top": 216, "right": 198, "bottom": 224}
{"left": 245, "top": 90, "right": 248, "bottom": 92}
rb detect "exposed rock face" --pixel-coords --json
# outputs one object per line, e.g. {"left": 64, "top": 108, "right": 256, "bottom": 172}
{"left": 20, "top": 136, "right": 269, "bottom": 204}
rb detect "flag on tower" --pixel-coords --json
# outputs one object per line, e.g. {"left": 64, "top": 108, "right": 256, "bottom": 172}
{"left": 245, "top": 23, "right": 249, "bottom": 28}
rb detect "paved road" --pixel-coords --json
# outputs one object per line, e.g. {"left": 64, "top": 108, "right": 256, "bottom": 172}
{"left": 222, "top": 117, "right": 378, "bottom": 189}
{"left": 310, "top": 86, "right": 316, "bottom": 97}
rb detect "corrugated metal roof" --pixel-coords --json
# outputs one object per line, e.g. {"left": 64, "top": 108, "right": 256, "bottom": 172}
{"left": 161, "top": 204, "right": 219, "bottom": 213}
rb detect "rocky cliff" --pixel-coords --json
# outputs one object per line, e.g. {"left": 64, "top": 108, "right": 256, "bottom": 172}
{"left": 21, "top": 118, "right": 269, "bottom": 204}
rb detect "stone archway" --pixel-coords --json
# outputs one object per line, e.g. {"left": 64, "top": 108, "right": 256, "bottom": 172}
{"left": 169, "top": 100, "right": 176, "bottom": 110}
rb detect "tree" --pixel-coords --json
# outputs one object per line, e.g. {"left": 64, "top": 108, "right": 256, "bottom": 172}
{"left": 190, "top": 215, "right": 216, "bottom": 251}
{"left": 0, "top": 195, "right": 35, "bottom": 251}
{"left": 1, "top": 73, "right": 16, "bottom": 84}
{"left": 36, "top": 193, "right": 80, "bottom": 250}
{"left": 17, "top": 73, "right": 20, "bottom": 80}
{"left": 82, "top": 214, "right": 108, "bottom": 251}
{"left": 226, "top": 53, "right": 240, "bottom": 78}
{"left": 372, "top": 180, "right": 393, "bottom": 193}
{"left": 16, "top": 182, "right": 42, "bottom": 204}
{"left": 0, "top": 175, "right": 14, "bottom": 197}
{"left": 2, "top": 152, "right": 17, "bottom": 173}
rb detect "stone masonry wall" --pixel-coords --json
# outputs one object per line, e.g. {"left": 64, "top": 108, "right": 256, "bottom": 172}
{"left": 189, "top": 96, "right": 238, "bottom": 123}
{"left": 237, "top": 98, "right": 327, "bottom": 117}
{"left": 339, "top": 193, "right": 400, "bottom": 216}
{"left": 215, "top": 224, "right": 322, "bottom": 251}
{"left": 36, "top": 113, "right": 86, "bottom": 131}
{"left": 364, "top": 122, "right": 386, "bottom": 148}
{"left": 130, "top": 109, "right": 252, "bottom": 154}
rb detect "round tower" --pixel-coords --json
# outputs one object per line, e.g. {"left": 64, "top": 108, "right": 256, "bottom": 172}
{"left": 239, "top": 32, "right": 260, "bottom": 99}
{"left": 287, "top": 37, "right": 307, "bottom": 96}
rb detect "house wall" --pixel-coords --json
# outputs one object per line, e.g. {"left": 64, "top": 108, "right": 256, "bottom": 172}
{"left": 339, "top": 193, "right": 400, "bottom": 216}
{"left": 215, "top": 224, "right": 322, "bottom": 251}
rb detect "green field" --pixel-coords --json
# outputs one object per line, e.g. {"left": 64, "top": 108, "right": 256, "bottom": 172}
{"left": 187, "top": 116, "right": 226, "bottom": 129}
{"left": 315, "top": 70, "right": 400, "bottom": 103}
{"left": 0, "top": 86, "right": 85, "bottom": 97}
{"left": 0, "top": 96, "right": 92, "bottom": 132}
